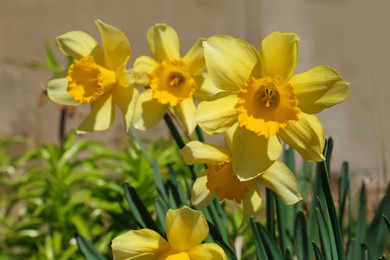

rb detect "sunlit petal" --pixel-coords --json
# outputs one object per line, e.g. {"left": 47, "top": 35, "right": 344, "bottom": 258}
{"left": 193, "top": 73, "right": 222, "bottom": 101}
{"left": 133, "top": 56, "right": 159, "bottom": 86}
{"left": 259, "top": 160, "right": 302, "bottom": 204}
{"left": 47, "top": 74, "right": 81, "bottom": 106}
{"left": 166, "top": 207, "right": 209, "bottom": 251}
{"left": 183, "top": 38, "right": 206, "bottom": 75}
{"left": 96, "top": 20, "right": 131, "bottom": 70}
{"left": 180, "top": 141, "right": 230, "bottom": 165}
{"left": 232, "top": 127, "right": 281, "bottom": 181}
{"left": 242, "top": 184, "right": 262, "bottom": 225}
{"left": 56, "top": 31, "right": 102, "bottom": 60}
{"left": 279, "top": 113, "right": 325, "bottom": 161}
{"left": 188, "top": 243, "right": 227, "bottom": 260}
{"left": 191, "top": 170, "right": 217, "bottom": 208}
{"left": 111, "top": 229, "right": 169, "bottom": 259}
{"left": 290, "top": 65, "right": 350, "bottom": 114}
{"left": 113, "top": 84, "right": 138, "bottom": 131}
{"left": 173, "top": 97, "right": 197, "bottom": 135}
{"left": 203, "top": 35, "right": 261, "bottom": 91}
{"left": 147, "top": 24, "right": 180, "bottom": 62}
{"left": 132, "top": 89, "right": 169, "bottom": 130}
{"left": 261, "top": 32, "right": 299, "bottom": 80}
{"left": 196, "top": 92, "right": 237, "bottom": 134}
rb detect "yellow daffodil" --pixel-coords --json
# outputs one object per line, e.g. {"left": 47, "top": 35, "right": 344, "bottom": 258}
{"left": 132, "top": 24, "right": 219, "bottom": 134}
{"left": 180, "top": 126, "right": 301, "bottom": 224}
{"left": 111, "top": 206, "right": 226, "bottom": 259}
{"left": 196, "top": 32, "right": 350, "bottom": 180}
{"left": 47, "top": 20, "right": 138, "bottom": 134}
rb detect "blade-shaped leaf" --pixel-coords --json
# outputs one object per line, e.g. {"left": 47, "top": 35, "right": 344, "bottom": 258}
{"left": 294, "top": 211, "right": 309, "bottom": 260}
{"left": 75, "top": 233, "right": 105, "bottom": 260}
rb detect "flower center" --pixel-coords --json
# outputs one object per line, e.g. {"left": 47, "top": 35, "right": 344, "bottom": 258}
{"left": 206, "top": 161, "right": 248, "bottom": 203}
{"left": 235, "top": 76, "right": 300, "bottom": 137}
{"left": 150, "top": 60, "right": 197, "bottom": 106}
{"left": 66, "top": 56, "right": 117, "bottom": 104}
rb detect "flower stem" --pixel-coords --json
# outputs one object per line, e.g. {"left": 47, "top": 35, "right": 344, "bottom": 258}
{"left": 163, "top": 113, "right": 185, "bottom": 149}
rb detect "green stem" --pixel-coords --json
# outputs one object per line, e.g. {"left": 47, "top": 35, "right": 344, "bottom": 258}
{"left": 163, "top": 114, "right": 185, "bottom": 149}
{"left": 266, "top": 188, "right": 275, "bottom": 240}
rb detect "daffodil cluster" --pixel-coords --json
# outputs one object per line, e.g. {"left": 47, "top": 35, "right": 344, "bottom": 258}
{"left": 46, "top": 20, "right": 349, "bottom": 259}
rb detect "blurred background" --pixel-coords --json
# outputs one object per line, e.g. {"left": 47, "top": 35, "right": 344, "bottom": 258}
{"left": 1, "top": 0, "right": 389, "bottom": 196}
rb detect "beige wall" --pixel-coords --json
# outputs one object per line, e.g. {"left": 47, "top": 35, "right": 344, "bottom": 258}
{"left": 1, "top": 0, "right": 390, "bottom": 190}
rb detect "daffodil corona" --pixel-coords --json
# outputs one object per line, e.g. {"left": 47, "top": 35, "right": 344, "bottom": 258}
{"left": 132, "top": 24, "right": 219, "bottom": 134}
{"left": 47, "top": 20, "right": 137, "bottom": 133}
{"left": 197, "top": 32, "right": 350, "bottom": 180}
{"left": 111, "top": 207, "right": 226, "bottom": 259}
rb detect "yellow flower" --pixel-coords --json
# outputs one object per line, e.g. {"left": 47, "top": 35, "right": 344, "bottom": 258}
{"left": 180, "top": 126, "right": 301, "bottom": 224}
{"left": 111, "top": 206, "right": 226, "bottom": 260}
{"left": 47, "top": 20, "right": 138, "bottom": 133}
{"left": 197, "top": 32, "right": 350, "bottom": 180}
{"left": 132, "top": 24, "right": 219, "bottom": 134}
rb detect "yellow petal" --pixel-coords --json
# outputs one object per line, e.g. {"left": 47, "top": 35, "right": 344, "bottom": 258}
{"left": 242, "top": 184, "right": 262, "bottom": 225}
{"left": 133, "top": 56, "right": 159, "bottom": 86}
{"left": 203, "top": 35, "right": 261, "bottom": 91}
{"left": 191, "top": 170, "right": 216, "bottom": 208}
{"left": 290, "top": 65, "right": 350, "bottom": 114}
{"left": 132, "top": 89, "right": 169, "bottom": 130}
{"left": 259, "top": 160, "right": 302, "bottom": 204}
{"left": 56, "top": 30, "right": 102, "bottom": 61}
{"left": 113, "top": 84, "right": 138, "bottom": 131}
{"left": 47, "top": 74, "right": 81, "bottom": 106}
{"left": 111, "top": 229, "right": 169, "bottom": 259}
{"left": 261, "top": 32, "right": 299, "bottom": 81}
{"left": 224, "top": 123, "right": 238, "bottom": 152}
{"left": 193, "top": 73, "right": 222, "bottom": 101}
{"left": 173, "top": 97, "right": 197, "bottom": 135}
{"left": 96, "top": 20, "right": 131, "bottom": 70}
{"left": 279, "top": 113, "right": 325, "bottom": 161}
{"left": 76, "top": 92, "right": 115, "bottom": 134}
{"left": 166, "top": 207, "right": 209, "bottom": 251}
{"left": 232, "top": 127, "right": 282, "bottom": 181}
{"left": 183, "top": 38, "right": 206, "bottom": 75}
{"left": 188, "top": 243, "right": 227, "bottom": 260}
{"left": 196, "top": 92, "right": 238, "bottom": 135}
{"left": 180, "top": 141, "right": 230, "bottom": 165}
{"left": 147, "top": 24, "right": 180, "bottom": 62}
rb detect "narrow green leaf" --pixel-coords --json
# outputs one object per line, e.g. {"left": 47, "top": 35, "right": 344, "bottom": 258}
{"left": 123, "top": 183, "right": 160, "bottom": 234}
{"left": 383, "top": 215, "right": 390, "bottom": 233}
{"left": 284, "top": 247, "right": 292, "bottom": 260}
{"left": 153, "top": 161, "right": 169, "bottom": 203}
{"left": 74, "top": 233, "right": 105, "bottom": 260}
{"left": 312, "top": 242, "right": 325, "bottom": 260}
{"left": 346, "top": 239, "right": 359, "bottom": 260}
{"left": 208, "top": 221, "right": 237, "bottom": 260}
{"left": 356, "top": 182, "right": 367, "bottom": 242}
{"left": 251, "top": 218, "right": 283, "bottom": 259}
{"left": 250, "top": 217, "right": 269, "bottom": 260}
{"left": 266, "top": 189, "right": 275, "bottom": 240}
{"left": 360, "top": 243, "right": 369, "bottom": 260}
{"left": 315, "top": 208, "right": 332, "bottom": 260}
{"left": 294, "top": 211, "right": 309, "bottom": 260}
{"left": 338, "top": 161, "right": 349, "bottom": 228}
{"left": 155, "top": 199, "right": 169, "bottom": 233}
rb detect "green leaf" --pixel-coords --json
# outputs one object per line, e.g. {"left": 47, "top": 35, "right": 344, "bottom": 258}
{"left": 315, "top": 208, "right": 332, "bottom": 260}
{"left": 208, "top": 221, "right": 237, "bottom": 260}
{"left": 123, "top": 183, "right": 160, "bottom": 234}
{"left": 250, "top": 217, "right": 269, "bottom": 260}
{"left": 294, "top": 211, "right": 309, "bottom": 260}
{"left": 356, "top": 182, "right": 367, "bottom": 242}
{"left": 74, "top": 233, "right": 105, "bottom": 260}
{"left": 383, "top": 215, "right": 390, "bottom": 233}
{"left": 312, "top": 242, "right": 325, "bottom": 260}
{"left": 250, "top": 218, "right": 283, "bottom": 260}
{"left": 338, "top": 161, "right": 349, "bottom": 228}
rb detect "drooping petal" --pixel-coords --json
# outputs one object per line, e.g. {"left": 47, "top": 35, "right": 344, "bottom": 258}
{"left": 46, "top": 74, "right": 81, "bottom": 106}
{"left": 111, "top": 229, "right": 169, "bottom": 259}
{"left": 196, "top": 92, "right": 238, "bottom": 134}
{"left": 180, "top": 141, "right": 230, "bottom": 165}
{"left": 191, "top": 170, "right": 217, "bottom": 208}
{"left": 278, "top": 113, "right": 325, "bottom": 161}
{"left": 132, "top": 56, "right": 159, "bottom": 86}
{"left": 242, "top": 184, "right": 262, "bottom": 225}
{"left": 259, "top": 160, "right": 302, "bottom": 204}
{"left": 166, "top": 207, "right": 209, "bottom": 251}
{"left": 147, "top": 24, "right": 180, "bottom": 62}
{"left": 113, "top": 84, "right": 138, "bottom": 131}
{"left": 56, "top": 30, "right": 102, "bottom": 61}
{"left": 203, "top": 35, "right": 261, "bottom": 91}
{"left": 193, "top": 73, "right": 222, "bottom": 101}
{"left": 76, "top": 91, "right": 116, "bottom": 134}
{"left": 183, "top": 38, "right": 206, "bottom": 75}
{"left": 132, "top": 89, "right": 169, "bottom": 130}
{"left": 188, "top": 243, "right": 227, "bottom": 260}
{"left": 224, "top": 123, "right": 238, "bottom": 152}
{"left": 173, "top": 97, "right": 197, "bottom": 134}
{"left": 96, "top": 20, "right": 131, "bottom": 70}
{"left": 260, "top": 32, "right": 299, "bottom": 81}
{"left": 232, "top": 126, "right": 282, "bottom": 181}
{"left": 289, "top": 65, "right": 350, "bottom": 114}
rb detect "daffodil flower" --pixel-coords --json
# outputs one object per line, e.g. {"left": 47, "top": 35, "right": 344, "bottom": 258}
{"left": 196, "top": 32, "right": 350, "bottom": 180}
{"left": 111, "top": 206, "right": 226, "bottom": 259}
{"left": 132, "top": 24, "right": 219, "bottom": 134}
{"left": 180, "top": 126, "right": 301, "bottom": 224}
{"left": 47, "top": 20, "right": 138, "bottom": 134}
